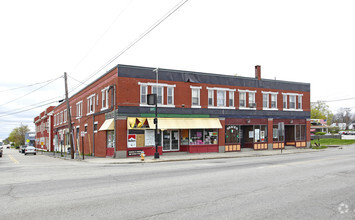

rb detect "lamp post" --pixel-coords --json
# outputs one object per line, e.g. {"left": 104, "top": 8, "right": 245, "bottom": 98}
{"left": 148, "top": 68, "right": 160, "bottom": 159}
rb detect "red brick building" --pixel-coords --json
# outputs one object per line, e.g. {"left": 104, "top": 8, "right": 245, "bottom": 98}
{"left": 34, "top": 106, "right": 55, "bottom": 151}
{"left": 35, "top": 64, "right": 311, "bottom": 158}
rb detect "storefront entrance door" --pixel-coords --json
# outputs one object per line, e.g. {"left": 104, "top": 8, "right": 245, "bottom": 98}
{"left": 163, "top": 130, "right": 179, "bottom": 151}
{"left": 106, "top": 130, "right": 114, "bottom": 157}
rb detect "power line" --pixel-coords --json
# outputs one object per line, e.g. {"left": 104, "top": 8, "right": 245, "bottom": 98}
{"left": 68, "top": 75, "right": 87, "bottom": 86}
{"left": 68, "top": 0, "right": 189, "bottom": 95}
{"left": 70, "top": 0, "right": 134, "bottom": 75}
{"left": 0, "top": 76, "right": 62, "bottom": 93}
{"left": 0, "top": 76, "right": 62, "bottom": 108}
{"left": 0, "top": 100, "right": 60, "bottom": 118}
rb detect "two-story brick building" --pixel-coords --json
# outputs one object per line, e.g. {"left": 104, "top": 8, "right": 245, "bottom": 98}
{"left": 34, "top": 106, "right": 55, "bottom": 151}
{"left": 36, "top": 64, "right": 310, "bottom": 158}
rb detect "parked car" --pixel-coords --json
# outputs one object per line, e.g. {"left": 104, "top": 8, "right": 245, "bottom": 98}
{"left": 0, "top": 146, "right": 3, "bottom": 157}
{"left": 19, "top": 145, "right": 27, "bottom": 153}
{"left": 24, "top": 146, "right": 36, "bottom": 155}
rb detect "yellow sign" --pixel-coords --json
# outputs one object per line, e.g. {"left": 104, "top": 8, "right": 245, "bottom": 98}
{"left": 41, "top": 142, "right": 44, "bottom": 146}
{"left": 26, "top": 139, "right": 30, "bottom": 143}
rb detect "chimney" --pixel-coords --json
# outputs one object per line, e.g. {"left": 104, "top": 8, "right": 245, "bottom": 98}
{"left": 255, "top": 65, "right": 261, "bottom": 80}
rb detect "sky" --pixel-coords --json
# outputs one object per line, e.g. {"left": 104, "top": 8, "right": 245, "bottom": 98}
{"left": 0, "top": 0, "right": 355, "bottom": 139}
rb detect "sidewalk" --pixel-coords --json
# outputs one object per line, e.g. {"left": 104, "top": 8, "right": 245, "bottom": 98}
{"left": 40, "top": 147, "right": 322, "bottom": 164}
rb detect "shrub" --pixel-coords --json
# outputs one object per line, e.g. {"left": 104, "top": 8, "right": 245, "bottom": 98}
{"left": 315, "top": 132, "right": 326, "bottom": 135}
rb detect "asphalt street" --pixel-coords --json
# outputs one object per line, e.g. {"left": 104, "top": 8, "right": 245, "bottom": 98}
{"left": 1, "top": 146, "right": 355, "bottom": 220}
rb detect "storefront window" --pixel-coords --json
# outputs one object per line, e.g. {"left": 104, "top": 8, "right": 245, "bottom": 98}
{"left": 190, "top": 129, "right": 218, "bottom": 145}
{"left": 273, "top": 124, "right": 285, "bottom": 142}
{"left": 254, "top": 125, "right": 267, "bottom": 143}
{"left": 295, "top": 125, "right": 306, "bottom": 141}
{"left": 225, "top": 125, "right": 240, "bottom": 144}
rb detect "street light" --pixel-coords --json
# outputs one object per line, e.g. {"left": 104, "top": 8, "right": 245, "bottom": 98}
{"left": 147, "top": 68, "right": 160, "bottom": 159}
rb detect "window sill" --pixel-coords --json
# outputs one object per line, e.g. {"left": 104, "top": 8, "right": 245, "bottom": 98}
{"left": 208, "top": 106, "right": 236, "bottom": 110}
{"left": 191, "top": 105, "right": 201, "bottom": 108}
{"left": 239, "top": 107, "right": 256, "bottom": 110}
{"left": 283, "top": 109, "right": 303, "bottom": 112}
{"left": 76, "top": 116, "right": 82, "bottom": 120}
{"left": 263, "top": 108, "right": 279, "bottom": 111}
{"left": 86, "top": 112, "right": 94, "bottom": 116}
{"left": 101, "top": 107, "right": 108, "bottom": 111}
{"left": 139, "top": 104, "right": 175, "bottom": 108}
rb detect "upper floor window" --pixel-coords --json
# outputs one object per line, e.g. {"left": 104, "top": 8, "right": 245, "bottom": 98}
{"left": 101, "top": 87, "right": 109, "bottom": 110}
{"left": 298, "top": 96, "right": 302, "bottom": 109}
{"left": 87, "top": 94, "right": 95, "bottom": 115}
{"left": 217, "top": 90, "right": 226, "bottom": 107}
{"left": 271, "top": 94, "right": 277, "bottom": 108}
{"left": 76, "top": 101, "right": 83, "bottom": 118}
{"left": 140, "top": 85, "right": 147, "bottom": 104}
{"left": 167, "top": 87, "right": 174, "bottom": 105}
{"left": 229, "top": 91, "right": 234, "bottom": 107}
{"left": 249, "top": 92, "right": 256, "bottom": 108}
{"left": 138, "top": 82, "right": 176, "bottom": 107}
{"left": 289, "top": 95, "right": 296, "bottom": 109}
{"left": 208, "top": 90, "right": 214, "bottom": 106}
{"left": 64, "top": 109, "right": 67, "bottom": 123}
{"left": 283, "top": 95, "right": 287, "bottom": 109}
{"left": 190, "top": 86, "right": 201, "bottom": 107}
{"left": 152, "top": 86, "right": 163, "bottom": 105}
{"left": 263, "top": 94, "right": 269, "bottom": 108}
{"left": 239, "top": 92, "right": 246, "bottom": 108}
{"left": 282, "top": 93, "right": 303, "bottom": 111}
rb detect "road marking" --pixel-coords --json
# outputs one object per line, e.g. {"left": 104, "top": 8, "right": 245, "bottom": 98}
{"left": 8, "top": 155, "right": 19, "bottom": 164}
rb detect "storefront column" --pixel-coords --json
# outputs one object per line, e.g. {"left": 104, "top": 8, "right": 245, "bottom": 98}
{"left": 268, "top": 118, "right": 273, "bottom": 150}
{"left": 218, "top": 118, "right": 225, "bottom": 153}
{"left": 306, "top": 118, "right": 311, "bottom": 148}
{"left": 114, "top": 116, "right": 127, "bottom": 158}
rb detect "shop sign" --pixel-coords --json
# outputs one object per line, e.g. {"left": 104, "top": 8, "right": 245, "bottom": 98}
{"left": 226, "top": 125, "right": 238, "bottom": 131}
{"left": 128, "top": 150, "right": 143, "bottom": 156}
{"left": 127, "top": 134, "right": 136, "bottom": 148}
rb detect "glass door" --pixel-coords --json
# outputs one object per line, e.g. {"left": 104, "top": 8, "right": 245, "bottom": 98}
{"left": 171, "top": 130, "right": 179, "bottom": 150}
{"left": 162, "top": 130, "right": 180, "bottom": 151}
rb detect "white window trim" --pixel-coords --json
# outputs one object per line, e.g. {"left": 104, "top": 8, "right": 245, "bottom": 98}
{"left": 191, "top": 86, "right": 201, "bottom": 107}
{"left": 139, "top": 85, "right": 148, "bottom": 105}
{"left": 138, "top": 82, "right": 176, "bottom": 107}
{"left": 84, "top": 123, "right": 88, "bottom": 134}
{"left": 283, "top": 94, "right": 288, "bottom": 109}
{"left": 101, "top": 87, "right": 109, "bottom": 111}
{"left": 238, "top": 89, "right": 256, "bottom": 93}
{"left": 216, "top": 90, "right": 226, "bottom": 107}
{"left": 262, "top": 93, "right": 269, "bottom": 109}
{"left": 167, "top": 87, "right": 174, "bottom": 105}
{"left": 208, "top": 89, "right": 214, "bottom": 107}
{"left": 207, "top": 87, "right": 236, "bottom": 92}
{"left": 138, "top": 82, "right": 176, "bottom": 88}
{"left": 229, "top": 91, "right": 234, "bottom": 107}
{"left": 239, "top": 91, "right": 247, "bottom": 108}
{"left": 76, "top": 101, "right": 83, "bottom": 119}
{"left": 94, "top": 121, "right": 98, "bottom": 133}
{"left": 87, "top": 94, "right": 95, "bottom": 116}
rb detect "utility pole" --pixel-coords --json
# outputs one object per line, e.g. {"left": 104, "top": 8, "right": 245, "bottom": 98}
{"left": 64, "top": 72, "right": 74, "bottom": 159}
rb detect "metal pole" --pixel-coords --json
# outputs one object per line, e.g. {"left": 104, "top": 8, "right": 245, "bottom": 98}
{"left": 154, "top": 68, "right": 159, "bottom": 159}
{"left": 82, "top": 135, "right": 84, "bottom": 160}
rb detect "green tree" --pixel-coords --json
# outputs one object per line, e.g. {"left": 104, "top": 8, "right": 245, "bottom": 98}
{"left": 311, "top": 101, "right": 333, "bottom": 125}
{"left": 8, "top": 124, "right": 30, "bottom": 147}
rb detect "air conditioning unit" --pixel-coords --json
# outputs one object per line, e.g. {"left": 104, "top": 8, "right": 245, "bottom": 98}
{"left": 249, "top": 103, "right": 256, "bottom": 108}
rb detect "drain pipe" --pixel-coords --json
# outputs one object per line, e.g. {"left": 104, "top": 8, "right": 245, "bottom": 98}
{"left": 92, "top": 85, "right": 115, "bottom": 157}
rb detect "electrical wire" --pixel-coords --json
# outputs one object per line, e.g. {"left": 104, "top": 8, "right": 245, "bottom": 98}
{"left": 0, "top": 100, "right": 60, "bottom": 118}
{"left": 68, "top": 0, "right": 189, "bottom": 95}
{"left": 68, "top": 75, "right": 87, "bottom": 86}
{"left": 0, "top": 76, "right": 62, "bottom": 108}
{"left": 0, "top": 76, "right": 62, "bottom": 93}
{"left": 70, "top": 0, "right": 134, "bottom": 75}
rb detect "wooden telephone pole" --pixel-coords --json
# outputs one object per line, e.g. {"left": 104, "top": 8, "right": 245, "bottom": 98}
{"left": 64, "top": 72, "right": 74, "bottom": 159}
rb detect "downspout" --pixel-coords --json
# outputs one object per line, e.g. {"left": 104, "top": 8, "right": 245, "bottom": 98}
{"left": 92, "top": 84, "right": 115, "bottom": 157}
{"left": 113, "top": 84, "right": 117, "bottom": 157}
